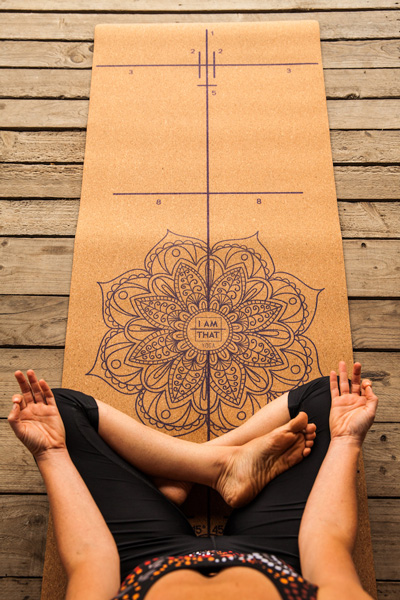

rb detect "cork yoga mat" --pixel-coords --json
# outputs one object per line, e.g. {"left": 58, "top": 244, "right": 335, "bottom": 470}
{"left": 41, "top": 20, "right": 376, "bottom": 599}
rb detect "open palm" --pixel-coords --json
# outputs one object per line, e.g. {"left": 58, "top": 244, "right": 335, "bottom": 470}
{"left": 329, "top": 362, "right": 378, "bottom": 443}
{"left": 8, "top": 370, "right": 66, "bottom": 458}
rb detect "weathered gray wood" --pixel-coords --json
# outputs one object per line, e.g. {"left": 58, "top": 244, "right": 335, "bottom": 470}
{"left": 0, "top": 1, "right": 397, "bottom": 11}
{"left": 352, "top": 352, "right": 400, "bottom": 422}
{"left": 2, "top": 164, "right": 399, "bottom": 200}
{"left": 0, "top": 131, "right": 87, "bottom": 163}
{"left": 334, "top": 166, "right": 400, "bottom": 200}
{"left": 0, "top": 495, "right": 48, "bottom": 577}
{"left": 350, "top": 300, "right": 400, "bottom": 349}
{"left": 0, "top": 424, "right": 46, "bottom": 494}
{"left": 0, "top": 296, "right": 69, "bottom": 346}
{"left": 0, "top": 578, "right": 42, "bottom": 600}
{"left": 2, "top": 68, "right": 399, "bottom": 100}
{"left": 1, "top": 419, "right": 399, "bottom": 495}
{"left": 2, "top": 130, "right": 399, "bottom": 164}
{"left": 1, "top": 294, "right": 399, "bottom": 352}
{"left": 2, "top": 200, "right": 400, "bottom": 238}
{"left": 364, "top": 425, "right": 400, "bottom": 497}
{"left": 2, "top": 349, "right": 398, "bottom": 420}
{"left": 0, "top": 69, "right": 92, "bottom": 99}
{"left": 0, "top": 349, "right": 64, "bottom": 416}
{"left": 1, "top": 11, "right": 399, "bottom": 41}
{"left": 1, "top": 238, "right": 400, "bottom": 296}
{"left": 1, "top": 98, "right": 398, "bottom": 129}
{"left": 1, "top": 40, "right": 399, "bottom": 69}
{"left": 377, "top": 583, "right": 400, "bottom": 600}
{"left": 368, "top": 499, "right": 400, "bottom": 581}
{"left": 0, "top": 41, "right": 94, "bottom": 69}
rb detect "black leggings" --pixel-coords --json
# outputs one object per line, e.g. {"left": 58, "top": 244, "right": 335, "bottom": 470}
{"left": 53, "top": 376, "right": 332, "bottom": 580}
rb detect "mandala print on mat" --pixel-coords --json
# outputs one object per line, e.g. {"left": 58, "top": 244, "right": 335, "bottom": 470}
{"left": 87, "top": 232, "right": 323, "bottom": 436}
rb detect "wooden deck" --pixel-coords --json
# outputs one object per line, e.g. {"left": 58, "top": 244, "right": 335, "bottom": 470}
{"left": 0, "top": 2, "right": 399, "bottom": 598}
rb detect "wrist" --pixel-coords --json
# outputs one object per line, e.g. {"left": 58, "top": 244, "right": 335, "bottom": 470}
{"left": 35, "top": 446, "right": 70, "bottom": 466}
{"left": 329, "top": 435, "right": 363, "bottom": 451}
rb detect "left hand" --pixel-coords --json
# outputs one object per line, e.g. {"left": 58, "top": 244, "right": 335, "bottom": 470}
{"left": 8, "top": 370, "right": 66, "bottom": 459}
{"left": 329, "top": 361, "right": 378, "bottom": 444}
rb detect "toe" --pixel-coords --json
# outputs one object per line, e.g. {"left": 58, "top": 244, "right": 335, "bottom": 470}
{"left": 289, "top": 411, "right": 308, "bottom": 432}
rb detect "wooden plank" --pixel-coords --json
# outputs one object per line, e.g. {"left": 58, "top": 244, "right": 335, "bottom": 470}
{"left": 1, "top": 419, "right": 399, "bottom": 495}
{"left": 0, "top": 424, "right": 46, "bottom": 494}
{"left": 1, "top": 294, "right": 399, "bottom": 350}
{"left": 3, "top": 350, "right": 399, "bottom": 421}
{"left": 0, "top": 349, "right": 64, "bottom": 417}
{"left": 2, "top": 200, "right": 400, "bottom": 238}
{"left": 0, "top": 1, "right": 397, "bottom": 11}
{"left": 1, "top": 238, "right": 399, "bottom": 296}
{"left": 0, "top": 296, "right": 69, "bottom": 346}
{"left": 0, "top": 41, "right": 94, "bottom": 69}
{"left": 350, "top": 300, "right": 400, "bottom": 349}
{"left": 0, "top": 11, "right": 399, "bottom": 41}
{"left": 0, "top": 69, "right": 92, "bottom": 99}
{"left": 2, "top": 130, "right": 399, "bottom": 164}
{"left": 364, "top": 425, "right": 400, "bottom": 497}
{"left": 0, "top": 578, "right": 42, "bottom": 600}
{"left": 2, "top": 68, "right": 399, "bottom": 100}
{"left": 0, "top": 495, "right": 397, "bottom": 583}
{"left": 368, "top": 499, "right": 400, "bottom": 581}
{"left": 1, "top": 98, "right": 398, "bottom": 130}
{"left": 334, "top": 167, "right": 400, "bottom": 200}
{"left": 1, "top": 164, "right": 399, "bottom": 200}
{"left": 377, "top": 583, "right": 400, "bottom": 600}
{"left": 0, "top": 495, "right": 48, "bottom": 577}
{"left": 1, "top": 40, "right": 399, "bottom": 69}
{"left": 0, "top": 131, "right": 87, "bottom": 163}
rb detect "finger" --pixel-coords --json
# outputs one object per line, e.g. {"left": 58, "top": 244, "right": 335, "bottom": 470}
{"left": 14, "top": 371, "right": 33, "bottom": 406}
{"left": 8, "top": 396, "right": 21, "bottom": 424}
{"left": 351, "top": 362, "right": 362, "bottom": 395}
{"left": 365, "top": 384, "right": 378, "bottom": 405}
{"left": 27, "top": 370, "right": 46, "bottom": 403}
{"left": 330, "top": 370, "right": 340, "bottom": 400}
{"left": 39, "top": 379, "right": 56, "bottom": 406}
{"left": 339, "top": 361, "right": 350, "bottom": 395}
{"left": 361, "top": 379, "right": 372, "bottom": 395}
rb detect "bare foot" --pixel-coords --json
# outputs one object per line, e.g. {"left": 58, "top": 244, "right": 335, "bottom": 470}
{"left": 214, "top": 412, "right": 316, "bottom": 508}
{"left": 152, "top": 478, "right": 193, "bottom": 506}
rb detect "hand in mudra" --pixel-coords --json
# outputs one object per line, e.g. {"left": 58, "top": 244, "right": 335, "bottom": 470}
{"left": 8, "top": 370, "right": 66, "bottom": 459}
{"left": 329, "top": 361, "right": 378, "bottom": 444}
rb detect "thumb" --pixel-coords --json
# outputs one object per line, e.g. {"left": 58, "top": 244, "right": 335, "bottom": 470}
{"left": 7, "top": 396, "right": 21, "bottom": 426}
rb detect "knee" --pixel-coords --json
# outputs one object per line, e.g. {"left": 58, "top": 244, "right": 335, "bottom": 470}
{"left": 52, "top": 388, "right": 99, "bottom": 431}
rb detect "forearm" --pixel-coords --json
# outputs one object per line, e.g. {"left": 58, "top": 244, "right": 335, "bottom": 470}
{"left": 299, "top": 437, "right": 361, "bottom": 585}
{"left": 37, "top": 448, "right": 120, "bottom": 583}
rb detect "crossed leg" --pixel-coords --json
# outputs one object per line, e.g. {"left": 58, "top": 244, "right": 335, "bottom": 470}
{"left": 93, "top": 392, "right": 316, "bottom": 507}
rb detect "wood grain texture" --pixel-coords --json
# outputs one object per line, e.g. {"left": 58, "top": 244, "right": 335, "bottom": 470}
{"left": 0, "top": 579, "right": 42, "bottom": 600}
{"left": 1, "top": 98, "right": 398, "bottom": 129}
{"left": 1, "top": 11, "right": 399, "bottom": 40}
{"left": 2, "top": 68, "right": 399, "bottom": 99}
{"left": 1, "top": 295, "right": 399, "bottom": 350}
{"left": 0, "top": 1, "right": 397, "bottom": 11}
{"left": 0, "top": 495, "right": 48, "bottom": 578}
{"left": 1, "top": 40, "right": 399, "bottom": 69}
{"left": 2, "top": 200, "right": 399, "bottom": 237}
{"left": 1, "top": 165, "right": 399, "bottom": 199}
{"left": 2, "top": 349, "right": 398, "bottom": 420}
{"left": 1, "top": 238, "right": 399, "bottom": 295}
{"left": 2, "top": 130, "right": 399, "bottom": 163}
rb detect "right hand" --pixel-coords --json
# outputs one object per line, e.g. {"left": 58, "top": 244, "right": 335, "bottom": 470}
{"left": 8, "top": 370, "right": 66, "bottom": 459}
{"left": 329, "top": 361, "right": 378, "bottom": 444}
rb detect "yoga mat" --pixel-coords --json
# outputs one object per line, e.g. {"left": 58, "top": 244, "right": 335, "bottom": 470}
{"left": 41, "top": 21, "right": 376, "bottom": 599}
